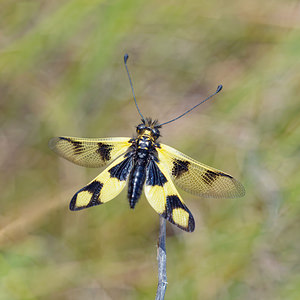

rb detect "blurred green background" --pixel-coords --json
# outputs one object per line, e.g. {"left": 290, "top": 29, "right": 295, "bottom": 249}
{"left": 1, "top": 0, "right": 299, "bottom": 299}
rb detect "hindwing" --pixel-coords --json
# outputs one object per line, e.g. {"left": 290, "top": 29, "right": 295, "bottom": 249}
{"left": 49, "top": 137, "right": 132, "bottom": 168}
{"left": 70, "top": 152, "right": 134, "bottom": 210}
{"left": 144, "top": 158, "right": 195, "bottom": 232}
{"left": 156, "top": 143, "right": 245, "bottom": 198}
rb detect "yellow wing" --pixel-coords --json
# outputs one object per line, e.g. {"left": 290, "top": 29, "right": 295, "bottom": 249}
{"left": 49, "top": 136, "right": 132, "bottom": 168}
{"left": 156, "top": 143, "right": 245, "bottom": 198}
{"left": 70, "top": 152, "right": 134, "bottom": 210}
{"left": 144, "top": 158, "right": 195, "bottom": 232}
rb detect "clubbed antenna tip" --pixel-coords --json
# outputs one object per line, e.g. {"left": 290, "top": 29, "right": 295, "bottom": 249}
{"left": 124, "top": 53, "right": 129, "bottom": 64}
{"left": 216, "top": 85, "right": 223, "bottom": 93}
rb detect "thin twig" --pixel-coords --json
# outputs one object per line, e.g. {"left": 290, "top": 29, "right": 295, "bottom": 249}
{"left": 155, "top": 216, "right": 167, "bottom": 300}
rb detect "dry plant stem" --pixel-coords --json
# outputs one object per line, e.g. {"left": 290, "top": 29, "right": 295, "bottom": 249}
{"left": 155, "top": 216, "right": 167, "bottom": 300}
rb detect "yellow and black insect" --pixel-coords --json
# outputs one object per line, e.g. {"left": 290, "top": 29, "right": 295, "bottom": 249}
{"left": 49, "top": 54, "right": 245, "bottom": 232}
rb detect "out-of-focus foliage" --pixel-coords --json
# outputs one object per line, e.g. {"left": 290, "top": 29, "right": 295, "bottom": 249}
{"left": 1, "top": 0, "right": 299, "bottom": 299}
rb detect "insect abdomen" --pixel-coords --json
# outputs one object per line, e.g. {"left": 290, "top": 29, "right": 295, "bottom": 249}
{"left": 128, "top": 149, "right": 148, "bottom": 208}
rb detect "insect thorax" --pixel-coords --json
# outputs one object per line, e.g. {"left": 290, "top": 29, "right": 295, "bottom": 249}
{"left": 128, "top": 132, "right": 158, "bottom": 159}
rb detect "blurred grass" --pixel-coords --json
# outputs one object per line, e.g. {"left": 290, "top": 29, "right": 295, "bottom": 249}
{"left": 1, "top": 0, "right": 300, "bottom": 299}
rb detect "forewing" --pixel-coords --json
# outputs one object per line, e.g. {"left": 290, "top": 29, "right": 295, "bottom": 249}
{"left": 156, "top": 143, "right": 245, "bottom": 198}
{"left": 70, "top": 152, "right": 134, "bottom": 210}
{"left": 144, "top": 158, "right": 195, "bottom": 232}
{"left": 49, "top": 137, "right": 132, "bottom": 168}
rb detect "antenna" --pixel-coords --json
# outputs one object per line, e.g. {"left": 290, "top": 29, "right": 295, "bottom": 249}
{"left": 158, "top": 85, "right": 223, "bottom": 126}
{"left": 124, "top": 54, "right": 145, "bottom": 121}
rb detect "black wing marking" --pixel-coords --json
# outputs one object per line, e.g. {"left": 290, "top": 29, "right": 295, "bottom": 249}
{"left": 144, "top": 158, "right": 195, "bottom": 232}
{"left": 70, "top": 152, "right": 134, "bottom": 210}
{"left": 49, "top": 137, "right": 132, "bottom": 168}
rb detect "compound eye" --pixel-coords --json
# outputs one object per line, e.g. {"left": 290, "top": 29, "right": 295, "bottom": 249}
{"left": 136, "top": 124, "right": 145, "bottom": 133}
{"left": 152, "top": 128, "right": 160, "bottom": 138}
